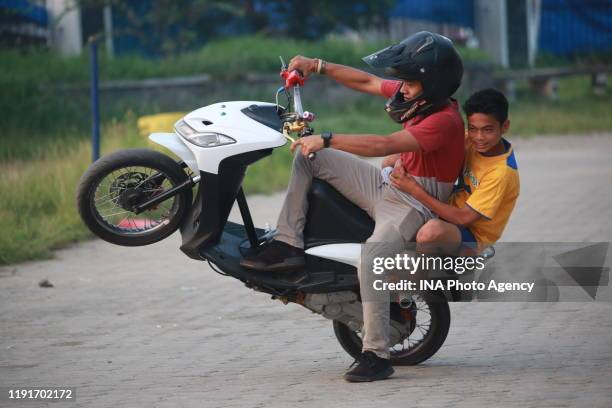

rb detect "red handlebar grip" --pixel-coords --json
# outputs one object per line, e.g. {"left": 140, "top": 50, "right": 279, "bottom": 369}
{"left": 280, "top": 69, "right": 305, "bottom": 88}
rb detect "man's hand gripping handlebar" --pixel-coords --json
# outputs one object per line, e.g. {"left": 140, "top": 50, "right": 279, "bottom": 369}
{"left": 280, "top": 62, "right": 317, "bottom": 160}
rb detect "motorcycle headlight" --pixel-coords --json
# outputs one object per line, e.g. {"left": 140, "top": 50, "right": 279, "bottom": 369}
{"left": 186, "top": 132, "right": 236, "bottom": 148}
{"left": 175, "top": 120, "right": 236, "bottom": 148}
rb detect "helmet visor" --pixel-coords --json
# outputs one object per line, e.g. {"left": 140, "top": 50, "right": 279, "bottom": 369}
{"left": 362, "top": 43, "right": 405, "bottom": 69}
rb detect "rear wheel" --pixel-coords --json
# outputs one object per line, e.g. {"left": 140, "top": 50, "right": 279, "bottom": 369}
{"left": 76, "top": 149, "right": 192, "bottom": 246}
{"left": 333, "top": 292, "right": 451, "bottom": 366}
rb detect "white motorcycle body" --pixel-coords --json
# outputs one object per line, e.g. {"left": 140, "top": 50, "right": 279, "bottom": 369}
{"left": 150, "top": 101, "right": 286, "bottom": 174}
{"left": 149, "top": 100, "right": 362, "bottom": 268}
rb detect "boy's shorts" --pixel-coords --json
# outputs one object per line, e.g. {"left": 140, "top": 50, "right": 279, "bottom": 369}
{"left": 459, "top": 226, "right": 478, "bottom": 248}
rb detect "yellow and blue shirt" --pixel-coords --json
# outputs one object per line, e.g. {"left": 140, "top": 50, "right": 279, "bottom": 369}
{"left": 450, "top": 138, "right": 520, "bottom": 244}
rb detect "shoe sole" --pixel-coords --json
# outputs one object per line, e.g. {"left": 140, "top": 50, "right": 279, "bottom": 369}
{"left": 343, "top": 366, "right": 395, "bottom": 383}
{"left": 239, "top": 257, "right": 305, "bottom": 273}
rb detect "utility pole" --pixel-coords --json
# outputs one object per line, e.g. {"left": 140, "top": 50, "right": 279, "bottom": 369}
{"left": 89, "top": 35, "right": 101, "bottom": 162}
{"left": 103, "top": 4, "right": 114, "bottom": 58}
{"left": 474, "top": 0, "right": 509, "bottom": 68}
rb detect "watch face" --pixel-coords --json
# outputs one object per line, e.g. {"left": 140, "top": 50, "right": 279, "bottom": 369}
{"left": 322, "top": 132, "right": 332, "bottom": 147}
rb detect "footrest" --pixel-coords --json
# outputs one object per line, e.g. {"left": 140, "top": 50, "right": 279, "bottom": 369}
{"left": 297, "top": 272, "right": 336, "bottom": 291}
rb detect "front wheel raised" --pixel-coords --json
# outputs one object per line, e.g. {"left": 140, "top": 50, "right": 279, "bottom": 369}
{"left": 76, "top": 148, "right": 193, "bottom": 246}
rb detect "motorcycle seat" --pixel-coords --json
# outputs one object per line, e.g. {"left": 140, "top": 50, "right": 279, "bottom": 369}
{"left": 303, "top": 178, "right": 375, "bottom": 249}
{"left": 302, "top": 179, "right": 499, "bottom": 259}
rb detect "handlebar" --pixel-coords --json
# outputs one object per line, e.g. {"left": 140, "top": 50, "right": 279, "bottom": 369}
{"left": 280, "top": 69, "right": 306, "bottom": 116}
{"left": 279, "top": 66, "right": 316, "bottom": 161}
{"left": 280, "top": 69, "right": 305, "bottom": 88}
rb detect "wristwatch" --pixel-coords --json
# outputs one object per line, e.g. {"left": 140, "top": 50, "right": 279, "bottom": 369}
{"left": 321, "top": 131, "right": 333, "bottom": 148}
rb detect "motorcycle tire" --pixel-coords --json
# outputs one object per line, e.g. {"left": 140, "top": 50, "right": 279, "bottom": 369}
{"left": 76, "top": 148, "right": 192, "bottom": 246}
{"left": 333, "top": 291, "right": 451, "bottom": 366}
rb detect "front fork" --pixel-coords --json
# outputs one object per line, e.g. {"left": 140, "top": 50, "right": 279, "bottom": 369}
{"left": 130, "top": 161, "right": 259, "bottom": 251}
{"left": 132, "top": 161, "right": 198, "bottom": 214}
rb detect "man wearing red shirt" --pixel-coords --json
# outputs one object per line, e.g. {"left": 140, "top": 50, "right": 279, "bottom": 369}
{"left": 241, "top": 32, "right": 464, "bottom": 382}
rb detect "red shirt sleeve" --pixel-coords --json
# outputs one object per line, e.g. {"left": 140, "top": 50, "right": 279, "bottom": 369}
{"left": 406, "top": 111, "right": 456, "bottom": 153}
{"left": 380, "top": 79, "right": 402, "bottom": 98}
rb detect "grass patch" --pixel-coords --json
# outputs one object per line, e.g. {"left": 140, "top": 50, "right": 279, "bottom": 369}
{"left": 0, "top": 35, "right": 487, "bottom": 162}
{"left": 0, "top": 117, "right": 296, "bottom": 265}
{"left": 309, "top": 75, "right": 612, "bottom": 137}
{"left": 0, "top": 119, "right": 145, "bottom": 265}
{"left": 509, "top": 75, "right": 612, "bottom": 136}
{"left": 0, "top": 36, "right": 487, "bottom": 83}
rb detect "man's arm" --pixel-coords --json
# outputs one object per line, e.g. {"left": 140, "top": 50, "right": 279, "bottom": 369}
{"left": 324, "top": 62, "right": 384, "bottom": 96}
{"left": 287, "top": 56, "right": 384, "bottom": 96}
{"left": 330, "top": 130, "right": 421, "bottom": 156}
{"left": 292, "top": 129, "right": 421, "bottom": 158}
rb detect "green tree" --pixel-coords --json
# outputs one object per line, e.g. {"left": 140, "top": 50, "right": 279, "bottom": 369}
{"left": 67, "top": 0, "right": 394, "bottom": 55}
{"left": 67, "top": 0, "right": 245, "bottom": 55}
{"left": 260, "top": 0, "right": 394, "bottom": 39}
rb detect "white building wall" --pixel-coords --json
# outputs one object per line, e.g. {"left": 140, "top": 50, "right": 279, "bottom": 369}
{"left": 47, "top": 0, "right": 82, "bottom": 56}
{"left": 474, "top": 0, "right": 509, "bottom": 68}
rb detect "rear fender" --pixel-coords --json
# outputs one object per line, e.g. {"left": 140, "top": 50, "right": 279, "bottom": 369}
{"left": 305, "top": 243, "right": 361, "bottom": 268}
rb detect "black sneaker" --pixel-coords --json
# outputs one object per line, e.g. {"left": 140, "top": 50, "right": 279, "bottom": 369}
{"left": 344, "top": 351, "right": 394, "bottom": 382}
{"left": 239, "top": 240, "right": 305, "bottom": 272}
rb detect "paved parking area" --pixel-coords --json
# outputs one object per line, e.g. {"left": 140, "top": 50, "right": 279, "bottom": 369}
{"left": 1, "top": 134, "right": 611, "bottom": 407}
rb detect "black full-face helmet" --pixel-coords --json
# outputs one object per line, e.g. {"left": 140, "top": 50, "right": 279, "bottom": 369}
{"left": 363, "top": 31, "right": 464, "bottom": 123}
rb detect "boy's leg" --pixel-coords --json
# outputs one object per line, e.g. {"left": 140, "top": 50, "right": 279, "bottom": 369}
{"left": 417, "top": 219, "right": 479, "bottom": 257}
{"left": 416, "top": 219, "right": 461, "bottom": 244}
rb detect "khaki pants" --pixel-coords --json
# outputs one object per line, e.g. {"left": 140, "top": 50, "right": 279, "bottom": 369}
{"left": 275, "top": 149, "right": 430, "bottom": 359}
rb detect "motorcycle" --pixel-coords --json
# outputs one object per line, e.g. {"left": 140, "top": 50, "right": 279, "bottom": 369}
{"left": 76, "top": 60, "right": 453, "bottom": 366}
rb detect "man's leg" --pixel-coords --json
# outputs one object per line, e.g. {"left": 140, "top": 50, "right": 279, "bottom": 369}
{"left": 275, "top": 149, "right": 383, "bottom": 248}
{"left": 345, "top": 190, "right": 429, "bottom": 382}
{"left": 241, "top": 148, "right": 383, "bottom": 271}
{"left": 359, "top": 196, "right": 429, "bottom": 359}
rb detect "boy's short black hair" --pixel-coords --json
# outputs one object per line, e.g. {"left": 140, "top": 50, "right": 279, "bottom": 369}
{"left": 463, "top": 88, "right": 509, "bottom": 124}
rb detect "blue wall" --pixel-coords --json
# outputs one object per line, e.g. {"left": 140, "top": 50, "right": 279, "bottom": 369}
{"left": 0, "top": 0, "right": 48, "bottom": 25}
{"left": 538, "top": 0, "right": 612, "bottom": 56}
{"left": 390, "top": 0, "right": 612, "bottom": 56}
{"left": 84, "top": 0, "right": 612, "bottom": 58}
{"left": 390, "top": 0, "right": 474, "bottom": 28}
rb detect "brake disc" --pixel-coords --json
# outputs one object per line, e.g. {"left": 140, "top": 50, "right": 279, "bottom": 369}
{"left": 109, "top": 171, "right": 150, "bottom": 210}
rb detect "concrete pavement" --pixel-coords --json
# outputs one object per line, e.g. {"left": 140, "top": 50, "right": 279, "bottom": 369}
{"left": 1, "top": 134, "right": 611, "bottom": 407}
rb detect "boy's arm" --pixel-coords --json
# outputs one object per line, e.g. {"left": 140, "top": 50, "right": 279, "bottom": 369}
{"left": 410, "top": 186, "right": 481, "bottom": 226}
{"left": 389, "top": 163, "right": 481, "bottom": 226}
